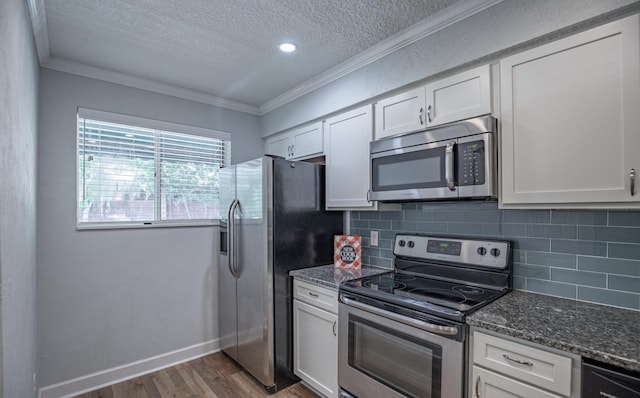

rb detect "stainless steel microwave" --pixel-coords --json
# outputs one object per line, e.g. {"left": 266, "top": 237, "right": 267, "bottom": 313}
{"left": 369, "top": 115, "right": 497, "bottom": 202}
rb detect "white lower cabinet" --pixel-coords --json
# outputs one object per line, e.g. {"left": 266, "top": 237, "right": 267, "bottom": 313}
{"left": 470, "top": 329, "right": 580, "bottom": 398}
{"left": 293, "top": 280, "right": 338, "bottom": 398}
{"left": 472, "top": 366, "right": 562, "bottom": 398}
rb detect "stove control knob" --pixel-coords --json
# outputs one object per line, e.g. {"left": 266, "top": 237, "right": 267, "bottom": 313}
{"left": 398, "top": 240, "right": 406, "bottom": 247}
{"left": 491, "top": 248, "right": 501, "bottom": 257}
{"left": 477, "top": 247, "right": 487, "bottom": 255}
{"left": 407, "top": 241, "right": 415, "bottom": 248}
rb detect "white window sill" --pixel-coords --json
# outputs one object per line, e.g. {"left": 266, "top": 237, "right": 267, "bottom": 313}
{"left": 76, "top": 219, "right": 221, "bottom": 230}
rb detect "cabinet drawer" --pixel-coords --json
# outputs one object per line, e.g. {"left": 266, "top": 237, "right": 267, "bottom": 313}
{"left": 293, "top": 279, "right": 338, "bottom": 314}
{"left": 473, "top": 331, "right": 572, "bottom": 396}
{"left": 472, "top": 366, "right": 562, "bottom": 398}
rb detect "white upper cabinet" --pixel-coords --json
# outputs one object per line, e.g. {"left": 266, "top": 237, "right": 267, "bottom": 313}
{"left": 265, "top": 121, "right": 324, "bottom": 160}
{"left": 425, "top": 64, "right": 491, "bottom": 127}
{"left": 265, "top": 133, "right": 291, "bottom": 159}
{"left": 374, "top": 64, "right": 492, "bottom": 140}
{"left": 325, "top": 104, "right": 378, "bottom": 210}
{"left": 374, "top": 86, "right": 427, "bottom": 140}
{"left": 500, "top": 14, "right": 640, "bottom": 208}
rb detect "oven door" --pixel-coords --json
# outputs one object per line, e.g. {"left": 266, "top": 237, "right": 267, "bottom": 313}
{"left": 370, "top": 138, "right": 457, "bottom": 202}
{"left": 338, "top": 300, "right": 464, "bottom": 398}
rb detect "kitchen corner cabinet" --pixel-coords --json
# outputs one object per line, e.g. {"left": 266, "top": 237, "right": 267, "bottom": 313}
{"left": 470, "top": 329, "right": 581, "bottom": 398}
{"left": 325, "top": 104, "right": 379, "bottom": 210}
{"left": 374, "top": 64, "right": 491, "bottom": 140}
{"left": 265, "top": 121, "right": 324, "bottom": 160}
{"left": 500, "top": 14, "right": 640, "bottom": 209}
{"left": 293, "top": 280, "right": 338, "bottom": 398}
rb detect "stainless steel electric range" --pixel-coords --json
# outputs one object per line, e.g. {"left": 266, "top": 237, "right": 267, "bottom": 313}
{"left": 338, "top": 234, "right": 512, "bottom": 398}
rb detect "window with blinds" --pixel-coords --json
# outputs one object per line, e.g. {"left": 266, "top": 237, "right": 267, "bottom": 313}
{"left": 77, "top": 109, "right": 230, "bottom": 227}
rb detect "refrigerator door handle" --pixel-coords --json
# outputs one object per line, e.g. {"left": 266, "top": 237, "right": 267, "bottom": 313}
{"left": 227, "top": 199, "right": 240, "bottom": 278}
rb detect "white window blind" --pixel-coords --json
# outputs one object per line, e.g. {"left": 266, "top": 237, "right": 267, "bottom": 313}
{"left": 77, "top": 108, "right": 231, "bottom": 227}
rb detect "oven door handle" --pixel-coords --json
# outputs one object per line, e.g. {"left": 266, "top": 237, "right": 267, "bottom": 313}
{"left": 341, "top": 296, "right": 459, "bottom": 336}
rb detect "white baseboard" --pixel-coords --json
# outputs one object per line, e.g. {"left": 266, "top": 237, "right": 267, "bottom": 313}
{"left": 38, "top": 339, "right": 220, "bottom": 398}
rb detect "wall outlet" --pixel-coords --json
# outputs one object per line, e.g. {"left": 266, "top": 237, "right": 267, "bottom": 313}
{"left": 370, "top": 230, "right": 379, "bottom": 247}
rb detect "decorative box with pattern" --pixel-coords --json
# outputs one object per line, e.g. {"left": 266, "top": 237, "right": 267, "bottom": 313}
{"left": 334, "top": 235, "right": 362, "bottom": 269}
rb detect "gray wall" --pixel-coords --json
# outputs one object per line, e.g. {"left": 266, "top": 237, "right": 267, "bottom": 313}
{"left": 37, "top": 69, "right": 263, "bottom": 387}
{"left": 0, "top": 0, "right": 40, "bottom": 396}
{"left": 351, "top": 203, "right": 640, "bottom": 311}
{"left": 261, "top": 0, "right": 638, "bottom": 136}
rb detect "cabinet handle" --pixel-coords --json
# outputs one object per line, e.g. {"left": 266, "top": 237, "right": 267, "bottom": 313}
{"left": 287, "top": 145, "right": 291, "bottom": 156}
{"left": 503, "top": 354, "right": 533, "bottom": 367}
{"left": 308, "top": 292, "right": 320, "bottom": 298}
{"left": 291, "top": 144, "right": 295, "bottom": 157}
{"left": 419, "top": 107, "right": 424, "bottom": 125}
{"left": 427, "top": 105, "right": 432, "bottom": 123}
{"left": 631, "top": 169, "right": 636, "bottom": 196}
{"left": 366, "top": 190, "right": 371, "bottom": 203}
{"left": 475, "top": 375, "right": 480, "bottom": 398}
{"left": 332, "top": 321, "right": 337, "bottom": 336}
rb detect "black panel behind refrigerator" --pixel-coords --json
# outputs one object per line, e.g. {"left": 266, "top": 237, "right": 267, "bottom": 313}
{"left": 272, "top": 157, "right": 343, "bottom": 391}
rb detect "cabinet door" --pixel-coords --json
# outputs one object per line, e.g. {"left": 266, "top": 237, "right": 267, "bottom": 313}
{"left": 290, "top": 121, "right": 324, "bottom": 159}
{"left": 325, "top": 104, "right": 377, "bottom": 210}
{"left": 425, "top": 64, "right": 491, "bottom": 127}
{"left": 374, "top": 86, "right": 426, "bottom": 140}
{"left": 294, "top": 299, "right": 338, "bottom": 398}
{"left": 471, "top": 366, "right": 562, "bottom": 398}
{"left": 265, "top": 133, "right": 292, "bottom": 159}
{"left": 500, "top": 15, "right": 640, "bottom": 207}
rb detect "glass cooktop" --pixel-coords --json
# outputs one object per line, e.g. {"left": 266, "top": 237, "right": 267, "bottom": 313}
{"left": 340, "top": 270, "right": 507, "bottom": 320}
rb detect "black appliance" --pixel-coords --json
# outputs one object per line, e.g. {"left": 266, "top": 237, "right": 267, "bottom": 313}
{"left": 219, "top": 156, "right": 344, "bottom": 392}
{"left": 582, "top": 358, "right": 640, "bottom": 398}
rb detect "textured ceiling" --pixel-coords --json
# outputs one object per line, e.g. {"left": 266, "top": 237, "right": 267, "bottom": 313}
{"left": 42, "top": 0, "right": 462, "bottom": 108}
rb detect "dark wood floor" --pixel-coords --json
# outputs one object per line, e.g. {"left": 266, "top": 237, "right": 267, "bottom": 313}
{"left": 75, "top": 352, "right": 320, "bottom": 398}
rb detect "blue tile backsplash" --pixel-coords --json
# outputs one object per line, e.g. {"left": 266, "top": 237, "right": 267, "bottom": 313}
{"left": 350, "top": 201, "right": 640, "bottom": 311}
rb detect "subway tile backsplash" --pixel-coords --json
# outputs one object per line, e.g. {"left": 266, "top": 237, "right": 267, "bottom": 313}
{"left": 351, "top": 201, "right": 640, "bottom": 311}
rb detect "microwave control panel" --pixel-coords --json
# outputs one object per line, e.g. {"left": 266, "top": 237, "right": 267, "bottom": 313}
{"left": 458, "top": 140, "right": 485, "bottom": 186}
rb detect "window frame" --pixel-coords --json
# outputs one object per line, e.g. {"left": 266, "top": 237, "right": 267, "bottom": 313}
{"left": 76, "top": 107, "right": 231, "bottom": 230}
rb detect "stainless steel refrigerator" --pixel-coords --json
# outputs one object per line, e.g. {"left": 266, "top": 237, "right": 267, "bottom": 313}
{"left": 218, "top": 155, "right": 343, "bottom": 391}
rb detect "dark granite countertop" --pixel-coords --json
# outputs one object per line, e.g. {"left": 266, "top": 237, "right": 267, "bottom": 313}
{"left": 290, "top": 264, "right": 390, "bottom": 290}
{"left": 467, "top": 290, "right": 640, "bottom": 372}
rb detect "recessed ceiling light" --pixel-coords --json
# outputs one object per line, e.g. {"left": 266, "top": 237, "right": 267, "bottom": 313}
{"left": 279, "top": 42, "right": 297, "bottom": 53}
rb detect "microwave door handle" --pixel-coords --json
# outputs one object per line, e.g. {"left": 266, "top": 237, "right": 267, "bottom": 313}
{"left": 445, "top": 141, "right": 456, "bottom": 191}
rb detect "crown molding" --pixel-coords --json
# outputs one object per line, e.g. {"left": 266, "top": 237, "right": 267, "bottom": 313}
{"left": 26, "top": 0, "right": 260, "bottom": 115}
{"left": 259, "top": 0, "right": 504, "bottom": 115}
{"left": 42, "top": 57, "right": 261, "bottom": 115}
{"left": 27, "top": 0, "right": 502, "bottom": 117}
{"left": 26, "top": 0, "right": 50, "bottom": 64}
